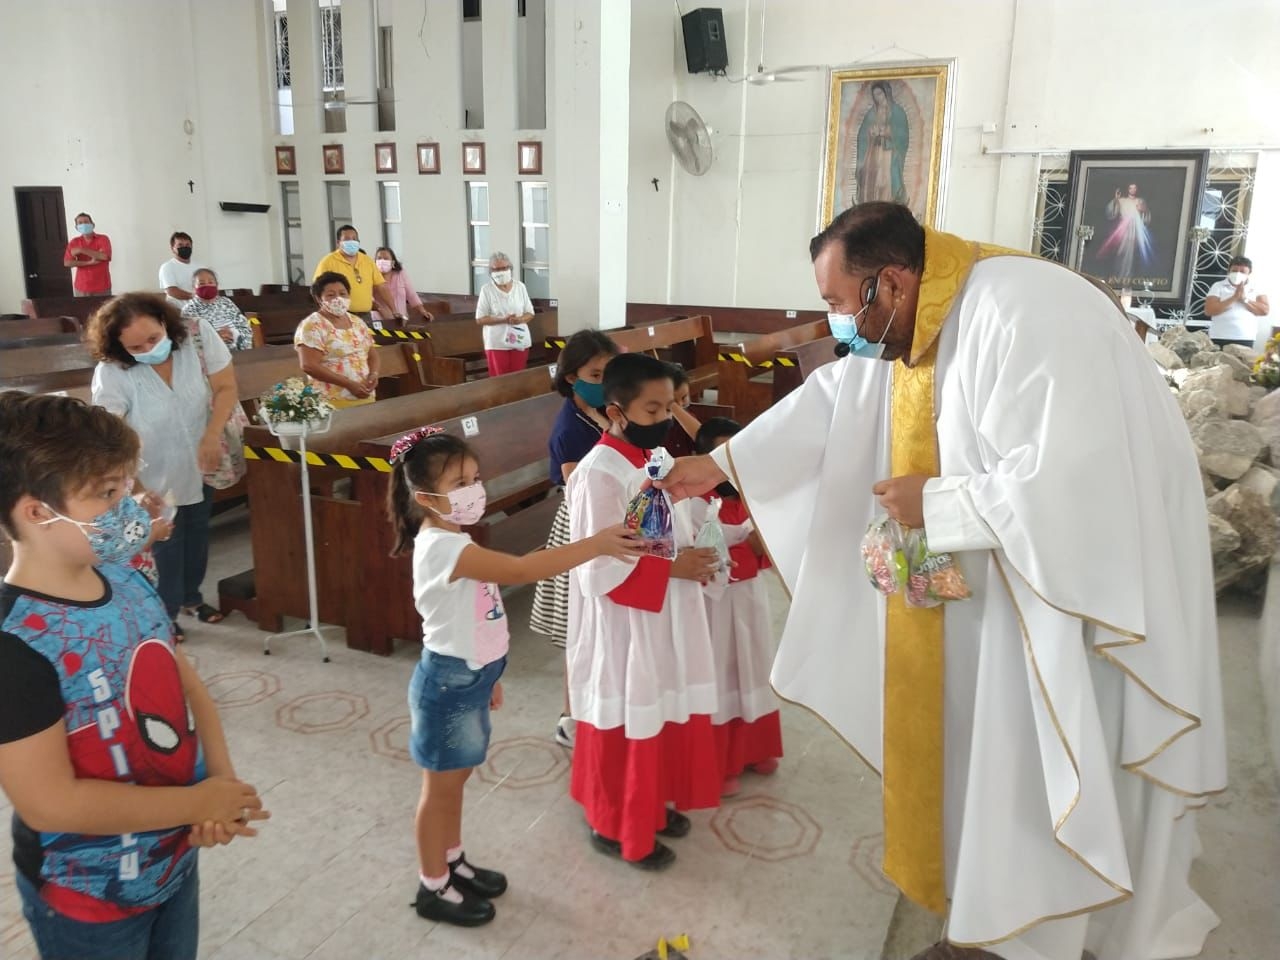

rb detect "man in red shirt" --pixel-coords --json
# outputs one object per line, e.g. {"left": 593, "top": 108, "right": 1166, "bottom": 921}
{"left": 62, "top": 212, "right": 113, "bottom": 296}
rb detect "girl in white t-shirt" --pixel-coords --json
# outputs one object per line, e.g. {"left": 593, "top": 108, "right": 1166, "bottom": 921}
{"left": 387, "top": 426, "right": 641, "bottom": 929}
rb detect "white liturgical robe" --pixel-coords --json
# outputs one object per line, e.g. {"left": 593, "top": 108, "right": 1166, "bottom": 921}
{"left": 712, "top": 254, "right": 1227, "bottom": 960}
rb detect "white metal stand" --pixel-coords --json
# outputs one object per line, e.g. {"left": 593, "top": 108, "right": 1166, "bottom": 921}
{"left": 264, "top": 417, "right": 337, "bottom": 662}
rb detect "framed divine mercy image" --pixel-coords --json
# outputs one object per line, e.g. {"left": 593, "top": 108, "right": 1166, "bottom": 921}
{"left": 819, "top": 59, "right": 956, "bottom": 229}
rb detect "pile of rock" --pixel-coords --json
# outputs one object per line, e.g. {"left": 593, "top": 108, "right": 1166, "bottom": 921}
{"left": 1153, "top": 327, "right": 1280, "bottom": 594}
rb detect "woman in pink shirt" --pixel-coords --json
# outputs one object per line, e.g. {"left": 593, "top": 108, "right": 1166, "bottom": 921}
{"left": 372, "top": 247, "right": 434, "bottom": 327}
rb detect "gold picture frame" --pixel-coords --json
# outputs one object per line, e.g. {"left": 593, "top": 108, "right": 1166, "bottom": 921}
{"left": 819, "top": 59, "right": 955, "bottom": 229}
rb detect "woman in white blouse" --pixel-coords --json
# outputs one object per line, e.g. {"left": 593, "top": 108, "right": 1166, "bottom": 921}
{"left": 88, "top": 293, "right": 239, "bottom": 641}
{"left": 474, "top": 251, "right": 534, "bottom": 377}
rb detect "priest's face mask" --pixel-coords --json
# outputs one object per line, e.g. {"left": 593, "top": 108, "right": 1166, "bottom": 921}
{"left": 815, "top": 244, "right": 914, "bottom": 362}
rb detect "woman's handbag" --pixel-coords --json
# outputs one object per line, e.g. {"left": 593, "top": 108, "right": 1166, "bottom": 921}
{"left": 190, "top": 320, "right": 250, "bottom": 489}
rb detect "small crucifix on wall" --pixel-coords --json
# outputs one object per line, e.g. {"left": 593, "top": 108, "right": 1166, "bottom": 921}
{"left": 188, "top": 180, "right": 195, "bottom": 194}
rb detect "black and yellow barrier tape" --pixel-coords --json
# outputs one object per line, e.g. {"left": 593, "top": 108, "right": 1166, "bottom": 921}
{"left": 243, "top": 445, "right": 393, "bottom": 472}
{"left": 372, "top": 327, "right": 431, "bottom": 341}
{"left": 716, "top": 351, "right": 796, "bottom": 368}
{"left": 545, "top": 337, "right": 567, "bottom": 350}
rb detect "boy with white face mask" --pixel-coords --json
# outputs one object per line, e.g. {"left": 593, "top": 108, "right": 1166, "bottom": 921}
{"left": 474, "top": 252, "right": 535, "bottom": 377}
{"left": 1204, "top": 255, "right": 1271, "bottom": 349}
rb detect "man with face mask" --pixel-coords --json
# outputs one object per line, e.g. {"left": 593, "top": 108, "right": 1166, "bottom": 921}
{"left": 659, "top": 202, "right": 1225, "bottom": 960}
{"left": 62, "top": 212, "right": 113, "bottom": 297}
{"left": 312, "top": 225, "right": 397, "bottom": 322}
{"left": 1203, "top": 255, "right": 1270, "bottom": 349}
{"left": 159, "top": 231, "right": 198, "bottom": 306}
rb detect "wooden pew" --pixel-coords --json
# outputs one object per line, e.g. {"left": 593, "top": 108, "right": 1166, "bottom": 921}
{"left": 546, "top": 315, "right": 718, "bottom": 398}
{"left": 626, "top": 303, "right": 827, "bottom": 338}
{"left": 232, "top": 364, "right": 558, "bottom": 642}
{"left": 0, "top": 316, "right": 80, "bottom": 340}
{"left": 231, "top": 292, "right": 313, "bottom": 346}
{"left": 351, "top": 391, "right": 564, "bottom": 653}
{"left": 771, "top": 336, "right": 840, "bottom": 405}
{"left": 21, "top": 295, "right": 110, "bottom": 323}
{"left": 404, "top": 310, "right": 560, "bottom": 382}
{"left": 0, "top": 332, "right": 84, "bottom": 351}
{"left": 716, "top": 317, "right": 830, "bottom": 424}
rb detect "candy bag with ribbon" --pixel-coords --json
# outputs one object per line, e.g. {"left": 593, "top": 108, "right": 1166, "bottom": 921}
{"left": 694, "top": 495, "right": 732, "bottom": 590}
{"left": 623, "top": 448, "right": 677, "bottom": 560}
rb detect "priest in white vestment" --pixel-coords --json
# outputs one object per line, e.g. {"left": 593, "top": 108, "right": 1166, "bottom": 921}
{"left": 659, "top": 202, "right": 1227, "bottom": 960}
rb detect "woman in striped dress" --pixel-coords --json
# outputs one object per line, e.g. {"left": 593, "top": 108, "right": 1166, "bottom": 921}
{"left": 530, "top": 330, "right": 619, "bottom": 746}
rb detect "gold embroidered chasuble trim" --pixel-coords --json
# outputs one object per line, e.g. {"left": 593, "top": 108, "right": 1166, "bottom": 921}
{"left": 884, "top": 228, "right": 1027, "bottom": 913}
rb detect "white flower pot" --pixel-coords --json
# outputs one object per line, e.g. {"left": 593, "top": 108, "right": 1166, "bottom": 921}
{"left": 268, "top": 415, "right": 332, "bottom": 449}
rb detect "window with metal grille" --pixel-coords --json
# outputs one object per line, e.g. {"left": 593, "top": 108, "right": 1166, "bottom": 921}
{"left": 467, "top": 182, "right": 491, "bottom": 295}
{"left": 273, "top": 13, "right": 291, "bottom": 89}
{"left": 320, "top": 4, "right": 344, "bottom": 92}
{"left": 519, "top": 181, "right": 551, "bottom": 298}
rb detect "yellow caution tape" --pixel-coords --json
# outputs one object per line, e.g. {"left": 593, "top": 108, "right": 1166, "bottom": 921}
{"left": 372, "top": 327, "right": 431, "bottom": 341}
{"left": 248, "top": 317, "right": 261, "bottom": 326}
{"left": 545, "top": 337, "right": 567, "bottom": 350}
{"left": 243, "top": 445, "right": 393, "bottom": 472}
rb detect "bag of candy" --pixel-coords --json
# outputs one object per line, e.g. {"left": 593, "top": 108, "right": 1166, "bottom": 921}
{"left": 904, "top": 541, "right": 972, "bottom": 607}
{"left": 694, "top": 496, "right": 732, "bottom": 590}
{"left": 623, "top": 448, "right": 677, "bottom": 560}
{"left": 861, "top": 516, "right": 971, "bottom": 607}
{"left": 861, "top": 517, "right": 911, "bottom": 596}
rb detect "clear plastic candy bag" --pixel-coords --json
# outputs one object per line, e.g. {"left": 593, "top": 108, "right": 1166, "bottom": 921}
{"left": 624, "top": 448, "right": 677, "bottom": 560}
{"left": 694, "top": 496, "right": 732, "bottom": 587}
{"left": 861, "top": 516, "right": 970, "bottom": 607}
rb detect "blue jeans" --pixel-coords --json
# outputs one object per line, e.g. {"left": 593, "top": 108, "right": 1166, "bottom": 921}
{"left": 152, "top": 484, "right": 214, "bottom": 618}
{"left": 17, "top": 863, "right": 199, "bottom": 960}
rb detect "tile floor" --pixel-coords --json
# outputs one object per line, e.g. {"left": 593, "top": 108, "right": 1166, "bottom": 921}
{"left": 1, "top": 508, "right": 1276, "bottom": 960}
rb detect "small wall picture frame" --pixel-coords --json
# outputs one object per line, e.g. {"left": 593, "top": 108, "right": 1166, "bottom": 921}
{"left": 518, "top": 140, "right": 543, "bottom": 175}
{"left": 322, "top": 144, "right": 345, "bottom": 175}
{"left": 416, "top": 141, "right": 440, "bottom": 175}
{"left": 274, "top": 145, "right": 296, "bottom": 176}
{"left": 462, "top": 142, "right": 486, "bottom": 175}
{"left": 374, "top": 142, "right": 397, "bottom": 174}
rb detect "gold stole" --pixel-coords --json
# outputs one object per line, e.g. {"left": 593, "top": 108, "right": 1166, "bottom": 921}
{"left": 884, "top": 228, "right": 1030, "bottom": 913}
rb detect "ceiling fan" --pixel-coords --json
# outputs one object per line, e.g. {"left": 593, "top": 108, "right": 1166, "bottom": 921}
{"left": 727, "top": 0, "right": 823, "bottom": 85}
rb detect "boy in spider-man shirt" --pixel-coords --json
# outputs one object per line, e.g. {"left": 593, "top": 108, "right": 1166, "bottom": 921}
{"left": 0, "top": 392, "right": 269, "bottom": 960}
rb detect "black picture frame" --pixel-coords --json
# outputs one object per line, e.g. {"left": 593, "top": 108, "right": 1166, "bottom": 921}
{"left": 1064, "top": 149, "right": 1208, "bottom": 307}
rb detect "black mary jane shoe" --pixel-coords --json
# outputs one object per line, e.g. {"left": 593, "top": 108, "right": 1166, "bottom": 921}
{"left": 589, "top": 830, "right": 676, "bottom": 870}
{"left": 412, "top": 881, "right": 495, "bottom": 927}
{"left": 657, "top": 808, "right": 691, "bottom": 839}
{"left": 448, "top": 854, "right": 508, "bottom": 899}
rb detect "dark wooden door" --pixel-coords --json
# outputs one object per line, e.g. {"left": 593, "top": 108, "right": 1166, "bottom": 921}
{"left": 15, "top": 187, "right": 72, "bottom": 299}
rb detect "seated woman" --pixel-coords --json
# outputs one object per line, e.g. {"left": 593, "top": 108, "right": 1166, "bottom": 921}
{"left": 180, "top": 267, "right": 254, "bottom": 351}
{"left": 294, "top": 271, "right": 380, "bottom": 409}
{"left": 371, "top": 246, "right": 434, "bottom": 327}
{"left": 88, "top": 292, "right": 239, "bottom": 641}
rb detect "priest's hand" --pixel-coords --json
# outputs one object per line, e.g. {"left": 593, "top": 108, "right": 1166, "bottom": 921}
{"left": 654, "top": 454, "right": 726, "bottom": 502}
{"left": 872, "top": 474, "right": 929, "bottom": 529}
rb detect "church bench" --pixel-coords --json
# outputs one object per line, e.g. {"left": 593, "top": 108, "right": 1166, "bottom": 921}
{"left": 219, "top": 287, "right": 253, "bottom": 298}
{"left": 407, "top": 310, "right": 560, "bottom": 380}
{"left": 771, "top": 336, "right": 840, "bottom": 405}
{"left": 0, "top": 316, "right": 80, "bottom": 341}
{"left": 21, "top": 295, "right": 110, "bottom": 323}
{"left": 625, "top": 303, "right": 827, "bottom": 338}
{"left": 231, "top": 293, "right": 313, "bottom": 346}
{"left": 0, "top": 332, "right": 84, "bottom": 351}
{"left": 717, "top": 317, "right": 830, "bottom": 424}
{"left": 229, "top": 364, "right": 558, "bottom": 643}
{"left": 548, "top": 315, "right": 718, "bottom": 399}
{"left": 350, "top": 391, "right": 564, "bottom": 654}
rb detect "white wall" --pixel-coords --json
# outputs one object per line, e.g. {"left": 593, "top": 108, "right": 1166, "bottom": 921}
{"left": 628, "top": 0, "right": 1280, "bottom": 310}
{"left": 0, "top": 0, "right": 278, "bottom": 309}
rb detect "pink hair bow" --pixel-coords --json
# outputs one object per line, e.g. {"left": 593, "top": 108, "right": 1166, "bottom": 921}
{"left": 390, "top": 425, "right": 444, "bottom": 462}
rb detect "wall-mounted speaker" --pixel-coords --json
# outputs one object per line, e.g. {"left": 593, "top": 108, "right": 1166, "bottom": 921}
{"left": 681, "top": 7, "right": 728, "bottom": 75}
{"left": 218, "top": 201, "right": 271, "bottom": 214}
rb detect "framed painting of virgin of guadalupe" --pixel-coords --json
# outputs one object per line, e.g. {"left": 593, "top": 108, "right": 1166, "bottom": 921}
{"left": 819, "top": 60, "right": 956, "bottom": 229}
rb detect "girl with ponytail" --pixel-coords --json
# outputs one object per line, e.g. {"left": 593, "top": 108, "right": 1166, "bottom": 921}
{"left": 385, "top": 426, "right": 641, "bottom": 929}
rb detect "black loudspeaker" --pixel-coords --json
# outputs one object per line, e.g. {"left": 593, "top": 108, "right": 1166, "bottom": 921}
{"left": 681, "top": 7, "right": 728, "bottom": 75}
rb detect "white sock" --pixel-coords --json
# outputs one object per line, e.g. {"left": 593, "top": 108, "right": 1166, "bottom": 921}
{"left": 447, "top": 845, "right": 475, "bottom": 879}
{"left": 420, "top": 871, "right": 462, "bottom": 903}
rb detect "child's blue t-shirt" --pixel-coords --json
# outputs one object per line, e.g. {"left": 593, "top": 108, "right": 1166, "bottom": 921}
{"left": 0, "top": 563, "right": 203, "bottom": 920}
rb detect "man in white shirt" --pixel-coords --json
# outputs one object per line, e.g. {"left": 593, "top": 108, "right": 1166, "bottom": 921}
{"left": 159, "top": 231, "right": 198, "bottom": 307}
{"left": 1204, "top": 255, "right": 1270, "bottom": 348}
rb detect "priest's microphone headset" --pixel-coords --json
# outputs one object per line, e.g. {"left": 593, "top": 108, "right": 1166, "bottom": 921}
{"left": 832, "top": 272, "right": 881, "bottom": 358}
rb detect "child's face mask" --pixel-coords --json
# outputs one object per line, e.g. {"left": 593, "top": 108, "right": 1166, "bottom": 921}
{"left": 40, "top": 494, "right": 152, "bottom": 566}
{"left": 419, "top": 483, "right": 487, "bottom": 526}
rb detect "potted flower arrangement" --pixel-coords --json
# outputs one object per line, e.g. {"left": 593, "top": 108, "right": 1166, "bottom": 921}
{"left": 1253, "top": 332, "right": 1280, "bottom": 391}
{"left": 258, "top": 377, "right": 333, "bottom": 442}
